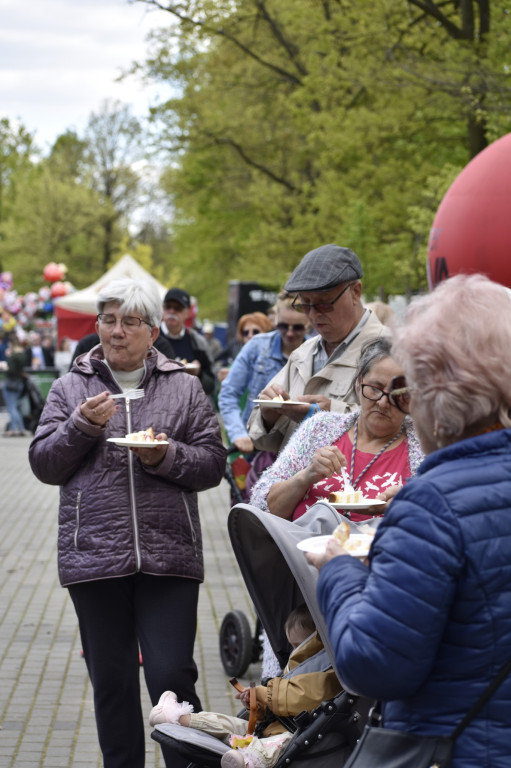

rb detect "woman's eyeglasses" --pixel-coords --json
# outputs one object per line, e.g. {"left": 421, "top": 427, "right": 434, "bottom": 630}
{"left": 276, "top": 322, "right": 306, "bottom": 333}
{"left": 361, "top": 375, "right": 413, "bottom": 414}
{"left": 97, "top": 313, "right": 152, "bottom": 331}
{"left": 241, "top": 328, "right": 260, "bottom": 338}
{"left": 291, "top": 282, "right": 355, "bottom": 314}
{"left": 389, "top": 375, "right": 413, "bottom": 414}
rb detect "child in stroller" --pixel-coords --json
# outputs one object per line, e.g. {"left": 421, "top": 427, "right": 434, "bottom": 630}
{"left": 151, "top": 501, "right": 373, "bottom": 768}
{"left": 149, "top": 603, "right": 342, "bottom": 768}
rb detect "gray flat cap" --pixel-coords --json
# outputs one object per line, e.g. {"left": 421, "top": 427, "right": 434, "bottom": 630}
{"left": 285, "top": 244, "right": 363, "bottom": 292}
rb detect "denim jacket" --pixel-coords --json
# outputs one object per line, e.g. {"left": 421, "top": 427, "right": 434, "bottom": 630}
{"left": 218, "top": 330, "right": 288, "bottom": 443}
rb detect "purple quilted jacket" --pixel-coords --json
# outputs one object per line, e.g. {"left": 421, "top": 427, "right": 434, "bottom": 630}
{"left": 29, "top": 345, "right": 226, "bottom": 586}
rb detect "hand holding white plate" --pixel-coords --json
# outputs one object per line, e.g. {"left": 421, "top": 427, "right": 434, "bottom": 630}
{"left": 329, "top": 498, "right": 386, "bottom": 511}
{"left": 297, "top": 533, "right": 373, "bottom": 558}
{"left": 107, "top": 437, "right": 169, "bottom": 447}
{"left": 252, "top": 399, "right": 310, "bottom": 408}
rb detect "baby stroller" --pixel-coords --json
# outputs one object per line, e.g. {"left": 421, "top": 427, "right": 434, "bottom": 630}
{"left": 222, "top": 449, "right": 263, "bottom": 679}
{"left": 220, "top": 448, "right": 277, "bottom": 677}
{"left": 152, "top": 501, "right": 375, "bottom": 767}
{"left": 218, "top": 606, "right": 263, "bottom": 679}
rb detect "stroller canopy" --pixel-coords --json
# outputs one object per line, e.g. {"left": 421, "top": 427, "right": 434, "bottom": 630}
{"left": 227, "top": 501, "right": 367, "bottom": 677}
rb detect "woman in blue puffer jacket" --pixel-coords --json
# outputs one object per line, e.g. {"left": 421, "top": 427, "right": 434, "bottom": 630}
{"left": 309, "top": 274, "right": 511, "bottom": 768}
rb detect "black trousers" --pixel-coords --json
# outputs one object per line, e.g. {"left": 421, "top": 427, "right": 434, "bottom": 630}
{"left": 69, "top": 573, "right": 202, "bottom": 768}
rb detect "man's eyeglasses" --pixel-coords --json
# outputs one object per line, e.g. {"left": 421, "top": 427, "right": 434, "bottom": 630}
{"left": 97, "top": 313, "right": 152, "bottom": 331}
{"left": 291, "top": 282, "right": 355, "bottom": 314}
{"left": 361, "top": 375, "right": 413, "bottom": 414}
{"left": 241, "top": 328, "right": 260, "bottom": 338}
{"left": 276, "top": 322, "right": 306, "bottom": 333}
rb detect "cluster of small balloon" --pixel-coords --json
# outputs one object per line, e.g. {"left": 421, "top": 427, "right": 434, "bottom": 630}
{"left": 0, "top": 262, "right": 73, "bottom": 333}
{"left": 42, "top": 262, "right": 73, "bottom": 298}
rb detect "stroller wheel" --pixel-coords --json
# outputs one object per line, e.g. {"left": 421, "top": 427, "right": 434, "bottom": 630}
{"left": 219, "top": 610, "right": 253, "bottom": 677}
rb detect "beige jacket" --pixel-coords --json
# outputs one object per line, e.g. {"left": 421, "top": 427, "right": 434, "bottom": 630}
{"left": 247, "top": 311, "right": 387, "bottom": 452}
{"left": 255, "top": 632, "right": 342, "bottom": 737}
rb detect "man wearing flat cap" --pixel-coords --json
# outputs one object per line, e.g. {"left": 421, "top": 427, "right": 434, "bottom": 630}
{"left": 160, "top": 288, "right": 216, "bottom": 397}
{"left": 247, "top": 244, "right": 388, "bottom": 451}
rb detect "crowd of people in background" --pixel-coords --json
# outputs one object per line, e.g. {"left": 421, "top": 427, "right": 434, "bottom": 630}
{"left": 8, "top": 240, "right": 508, "bottom": 768}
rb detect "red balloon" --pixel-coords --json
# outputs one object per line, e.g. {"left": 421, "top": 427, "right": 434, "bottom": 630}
{"left": 50, "top": 281, "right": 68, "bottom": 298}
{"left": 427, "top": 132, "right": 511, "bottom": 290}
{"left": 43, "top": 262, "right": 65, "bottom": 283}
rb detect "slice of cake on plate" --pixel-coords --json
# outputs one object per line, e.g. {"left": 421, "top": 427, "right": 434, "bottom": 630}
{"left": 328, "top": 489, "right": 363, "bottom": 504}
{"left": 126, "top": 427, "right": 158, "bottom": 442}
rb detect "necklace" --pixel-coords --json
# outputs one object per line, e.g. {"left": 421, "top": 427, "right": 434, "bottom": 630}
{"left": 350, "top": 416, "right": 405, "bottom": 489}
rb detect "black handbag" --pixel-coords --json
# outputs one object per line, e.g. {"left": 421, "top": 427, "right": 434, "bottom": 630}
{"left": 344, "top": 654, "right": 511, "bottom": 768}
{"left": 344, "top": 725, "right": 453, "bottom": 767}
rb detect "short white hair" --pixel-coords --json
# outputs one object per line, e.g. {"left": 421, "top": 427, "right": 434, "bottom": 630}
{"left": 96, "top": 277, "right": 162, "bottom": 328}
{"left": 393, "top": 274, "right": 511, "bottom": 442}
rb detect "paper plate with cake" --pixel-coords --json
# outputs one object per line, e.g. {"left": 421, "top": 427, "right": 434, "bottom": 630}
{"left": 297, "top": 521, "right": 375, "bottom": 558}
{"left": 327, "top": 489, "right": 386, "bottom": 511}
{"left": 108, "top": 427, "right": 169, "bottom": 447}
{"left": 252, "top": 395, "right": 310, "bottom": 408}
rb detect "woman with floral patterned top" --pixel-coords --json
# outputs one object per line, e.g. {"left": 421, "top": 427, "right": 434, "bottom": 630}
{"left": 250, "top": 338, "right": 423, "bottom": 523}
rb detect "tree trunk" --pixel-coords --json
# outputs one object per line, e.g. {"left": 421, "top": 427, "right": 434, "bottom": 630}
{"left": 467, "top": 110, "right": 488, "bottom": 157}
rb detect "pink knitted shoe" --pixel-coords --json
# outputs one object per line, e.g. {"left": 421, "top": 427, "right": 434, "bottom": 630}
{"left": 220, "top": 750, "right": 245, "bottom": 768}
{"left": 149, "top": 691, "right": 194, "bottom": 726}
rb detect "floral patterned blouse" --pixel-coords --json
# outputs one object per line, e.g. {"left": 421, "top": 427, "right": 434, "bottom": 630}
{"left": 250, "top": 410, "right": 423, "bottom": 522}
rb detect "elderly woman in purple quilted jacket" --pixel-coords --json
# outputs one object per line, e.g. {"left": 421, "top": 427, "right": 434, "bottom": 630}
{"left": 29, "top": 277, "right": 226, "bottom": 768}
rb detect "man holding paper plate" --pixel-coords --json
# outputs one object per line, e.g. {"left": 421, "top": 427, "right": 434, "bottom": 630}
{"left": 247, "top": 244, "right": 388, "bottom": 453}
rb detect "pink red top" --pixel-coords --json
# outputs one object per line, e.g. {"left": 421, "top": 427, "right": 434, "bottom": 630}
{"left": 293, "top": 432, "right": 411, "bottom": 522}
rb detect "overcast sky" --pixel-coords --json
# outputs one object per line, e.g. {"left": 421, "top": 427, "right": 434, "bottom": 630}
{"left": 0, "top": 0, "right": 172, "bottom": 151}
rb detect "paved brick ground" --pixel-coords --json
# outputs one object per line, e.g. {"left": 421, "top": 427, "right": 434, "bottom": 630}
{"left": 0, "top": 415, "right": 261, "bottom": 767}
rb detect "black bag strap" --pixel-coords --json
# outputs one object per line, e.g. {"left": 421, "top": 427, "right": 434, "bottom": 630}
{"left": 450, "top": 654, "right": 511, "bottom": 740}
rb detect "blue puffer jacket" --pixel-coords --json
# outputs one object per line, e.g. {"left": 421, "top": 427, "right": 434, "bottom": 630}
{"left": 317, "top": 429, "right": 511, "bottom": 767}
{"left": 29, "top": 345, "right": 226, "bottom": 587}
{"left": 218, "top": 330, "right": 288, "bottom": 443}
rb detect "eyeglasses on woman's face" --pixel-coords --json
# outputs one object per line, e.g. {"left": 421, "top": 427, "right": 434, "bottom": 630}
{"left": 389, "top": 375, "right": 413, "bottom": 414}
{"left": 276, "top": 322, "right": 306, "bottom": 333}
{"left": 241, "top": 327, "right": 260, "bottom": 338}
{"left": 361, "top": 375, "right": 412, "bottom": 414}
{"left": 291, "top": 282, "right": 355, "bottom": 314}
{"left": 97, "top": 313, "right": 152, "bottom": 332}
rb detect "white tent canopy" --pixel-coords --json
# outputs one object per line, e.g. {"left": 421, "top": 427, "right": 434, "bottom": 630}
{"left": 54, "top": 254, "right": 168, "bottom": 316}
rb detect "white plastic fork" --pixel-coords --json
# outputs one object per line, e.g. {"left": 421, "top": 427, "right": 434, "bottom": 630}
{"left": 109, "top": 389, "right": 145, "bottom": 400}
{"left": 341, "top": 466, "right": 355, "bottom": 493}
{"left": 86, "top": 388, "right": 145, "bottom": 401}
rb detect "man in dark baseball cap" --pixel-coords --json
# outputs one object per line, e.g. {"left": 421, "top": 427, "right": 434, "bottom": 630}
{"left": 248, "top": 243, "right": 387, "bottom": 452}
{"left": 163, "top": 288, "right": 191, "bottom": 308}
{"left": 160, "top": 288, "right": 215, "bottom": 397}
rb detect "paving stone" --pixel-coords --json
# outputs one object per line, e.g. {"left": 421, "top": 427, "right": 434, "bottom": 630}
{"left": 0, "top": 413, "right": 261, "bottom": 766}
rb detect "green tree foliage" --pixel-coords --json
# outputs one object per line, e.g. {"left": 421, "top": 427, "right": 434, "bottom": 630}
{"left": 0, "top": 118, "right": 35, "bottom": 225}
{"left": 133, "top": 0, "right": 511, "bottom": 309}
{"left": 0, "top": 163, "right": 106, "bottom": 293}
{"left": 48, "top": 130, "right": 88, "bottom": 181}
{"left": 0, "top": 105, "right": 151, "bottom": 295}
{"left": 84, "top": 100, "right": 144, "bottom": 270}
